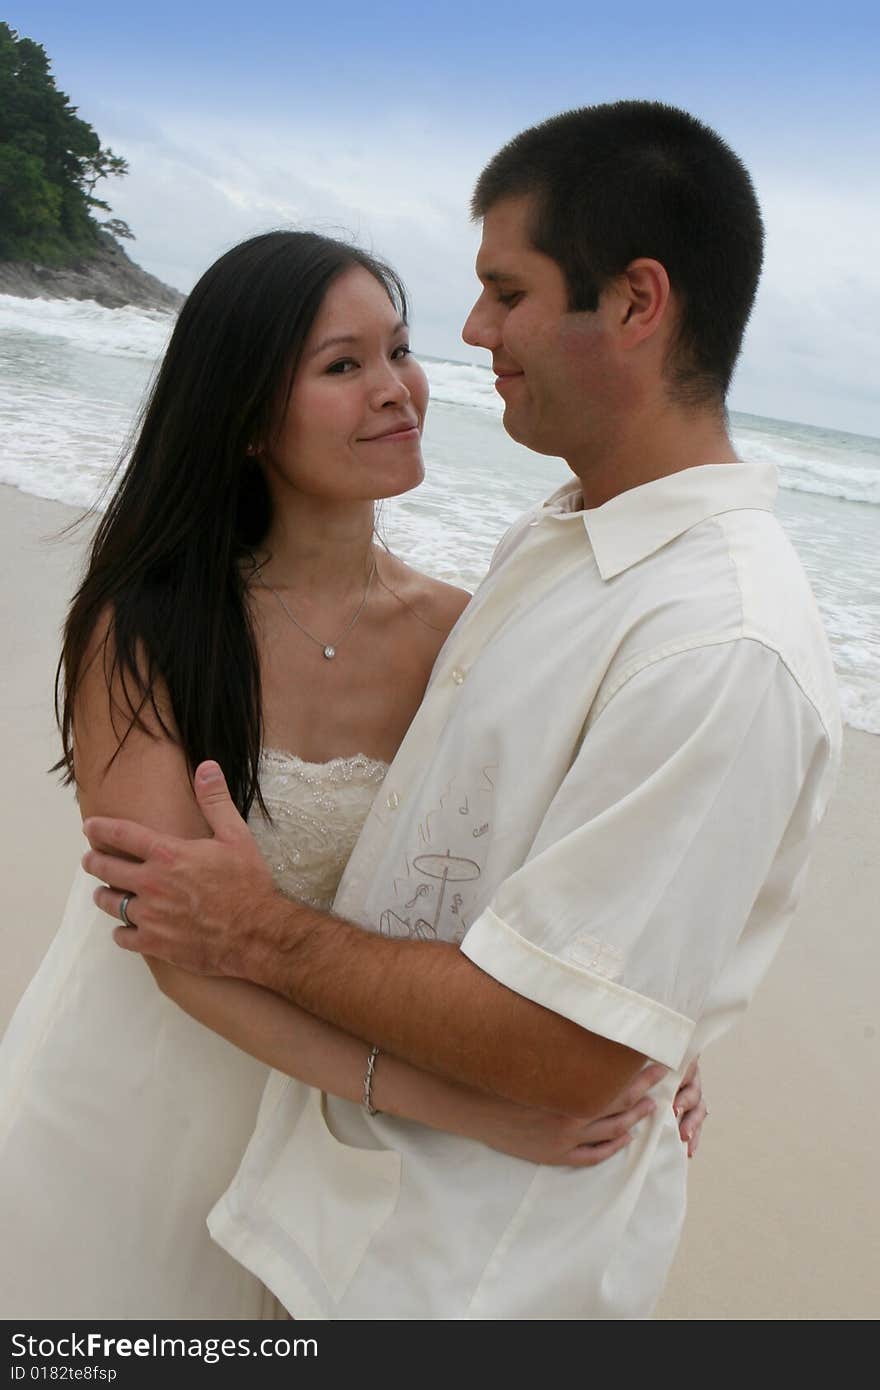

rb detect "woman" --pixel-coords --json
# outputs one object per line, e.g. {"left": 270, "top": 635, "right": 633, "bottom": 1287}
{"left": 0, "top": 231, "right": 703, "bottom": 1319}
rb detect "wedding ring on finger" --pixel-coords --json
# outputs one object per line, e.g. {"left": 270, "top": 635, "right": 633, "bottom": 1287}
{"left": 118, "top": 892, "right": 137, "bottom": 929}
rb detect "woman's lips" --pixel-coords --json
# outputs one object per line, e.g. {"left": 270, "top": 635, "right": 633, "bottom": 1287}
{"left": 359, "top": 424, "right": 420, "bottom": 442}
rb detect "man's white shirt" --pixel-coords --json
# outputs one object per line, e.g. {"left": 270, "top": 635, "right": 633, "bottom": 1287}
{"left": 209, "top": 461, "right": 841, "bottom": 1320}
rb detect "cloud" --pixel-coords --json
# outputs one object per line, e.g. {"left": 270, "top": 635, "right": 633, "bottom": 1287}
{"left": 731, "top": 178, "right": 880, "bottom": 433}
{"left": 100, "top": 108, "right": 485, "bottom": 355}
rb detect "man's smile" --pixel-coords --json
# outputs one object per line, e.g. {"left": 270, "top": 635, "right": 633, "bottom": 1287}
{"left": 493, "top": 366, "right": 524, "bottom": 395}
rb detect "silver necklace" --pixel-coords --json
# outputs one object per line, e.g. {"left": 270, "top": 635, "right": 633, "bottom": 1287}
{"left": 255, "top": 560, "right": 377, "bottom": 660}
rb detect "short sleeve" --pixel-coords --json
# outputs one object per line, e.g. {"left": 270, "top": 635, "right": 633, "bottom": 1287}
{"left": 460, "top": 639, "right": 832, "bottom": 1068}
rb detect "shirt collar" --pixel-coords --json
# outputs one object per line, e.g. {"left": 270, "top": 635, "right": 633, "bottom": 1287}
{"left": 543, "top": 462, "right": 778, "bottom": 581}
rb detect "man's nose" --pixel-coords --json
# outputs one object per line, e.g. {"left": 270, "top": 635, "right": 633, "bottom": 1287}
{"left": 461, "top": 298, "right": 496, "bottom": 349}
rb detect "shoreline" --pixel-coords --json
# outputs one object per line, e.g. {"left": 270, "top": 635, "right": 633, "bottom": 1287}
{"left": 2, "top": 480, "right": 878, "bottom": 1319}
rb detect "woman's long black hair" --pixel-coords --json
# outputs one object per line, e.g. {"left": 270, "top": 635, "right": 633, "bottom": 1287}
{"left": 55, "top": 231, "right": 408, "bottom": 816}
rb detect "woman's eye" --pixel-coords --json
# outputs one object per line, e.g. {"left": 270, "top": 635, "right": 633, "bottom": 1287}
{"left": 392, "top": 344, "right": 412, "bottom": 360}
{"left": 327, "top": 358, "right": 358, "bottom": 374}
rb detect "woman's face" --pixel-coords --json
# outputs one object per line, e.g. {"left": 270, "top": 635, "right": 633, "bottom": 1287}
{"left": 262, "top": 265, "right": 429, "bottom": 504}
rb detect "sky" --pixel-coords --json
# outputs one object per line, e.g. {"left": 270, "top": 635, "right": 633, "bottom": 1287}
{"left": 7, "top": 0, "right": 880, "bottom": 435}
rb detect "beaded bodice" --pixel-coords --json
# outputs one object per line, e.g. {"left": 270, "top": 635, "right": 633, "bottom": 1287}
{"left": 248, "top": 749, "right": 388, "bottom": 910}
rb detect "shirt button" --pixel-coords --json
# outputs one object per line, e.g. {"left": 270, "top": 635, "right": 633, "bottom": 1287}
{"left": 451, "top": 667, "right": 466, "bottom": 685}
{"left": 386, "top": 791, "right": 400, "bottom": 810}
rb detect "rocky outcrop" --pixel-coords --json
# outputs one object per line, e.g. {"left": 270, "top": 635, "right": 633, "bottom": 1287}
{"left": 0, "top": 231, "right": 183, "bottom": 311}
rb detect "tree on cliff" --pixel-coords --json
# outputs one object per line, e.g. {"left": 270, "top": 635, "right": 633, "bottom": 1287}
{"left": 0, "top": 22, "right": 133, "bottom": 263}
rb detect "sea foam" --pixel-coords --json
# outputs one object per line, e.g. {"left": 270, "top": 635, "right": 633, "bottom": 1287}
{"left": 0, "top": 294, "right": 173, "bottom": 360}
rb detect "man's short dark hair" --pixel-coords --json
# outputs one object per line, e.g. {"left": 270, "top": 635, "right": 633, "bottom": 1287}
{"left": 472, "top": 101, "right": 764, "bottom": 405}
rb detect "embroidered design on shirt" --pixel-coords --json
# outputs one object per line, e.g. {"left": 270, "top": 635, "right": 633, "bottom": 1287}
{"left": 379, "top": 909, "right": 411, "bottom": 937}
{"left": 380, "top": 850, "right": 481, "bottom": 940}
{"left": 411, "top": 850, "right": 480, "bottom": 937}
{"left": 564, "top": 933, "right": 626, "bottom": 981}
{"left": 418, "top": 778, "right": 454, "bottom": 847}
{"left": 404, "top": 883, "right": 430, "bottom": 909}
{"left": 381, "top": 771, "right": 497, "bottom": 940}
{"left": 392, "top": 855, "right": 413, "bottom": 899}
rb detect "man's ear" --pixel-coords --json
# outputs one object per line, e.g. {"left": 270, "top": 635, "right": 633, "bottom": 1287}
{"left": 616, "top": 258, "right": 671, "bottom": 349}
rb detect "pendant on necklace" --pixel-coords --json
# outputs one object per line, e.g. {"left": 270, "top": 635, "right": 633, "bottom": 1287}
{"left": 323, "top": 645, "right": 336, "bottom": 660}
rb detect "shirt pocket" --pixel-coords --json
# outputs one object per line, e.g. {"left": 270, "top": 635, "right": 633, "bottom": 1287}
{"left": 255, "top": 1087, "right": 401, "bottom": 1303}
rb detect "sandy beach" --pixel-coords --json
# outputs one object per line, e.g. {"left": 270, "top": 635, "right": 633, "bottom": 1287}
{"left": 2, "top": 479, "right": 877, "bottom": 1320}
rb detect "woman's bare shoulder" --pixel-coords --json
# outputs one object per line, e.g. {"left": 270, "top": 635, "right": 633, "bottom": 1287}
{"left": 72, "top": 604, "right": 204, "bottom": 833}
{"left": 74, "top": 603, "right": 169, "bottom": 751}
{"left": 378, "top": 552, "right": 471, "bottom": 637}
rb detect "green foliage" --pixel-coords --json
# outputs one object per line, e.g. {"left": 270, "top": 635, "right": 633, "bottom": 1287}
{"left": 0, "top": 22, "right": 133, "bottom": 263}
{"left": 102, "top": 217, "right": 134, "bottom": 240}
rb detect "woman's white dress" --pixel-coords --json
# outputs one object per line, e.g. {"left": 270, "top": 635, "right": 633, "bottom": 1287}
{"left": 0, "top": 750, "right": 386, "bottom": 1319}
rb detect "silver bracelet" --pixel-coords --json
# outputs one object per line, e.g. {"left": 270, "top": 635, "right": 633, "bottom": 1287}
{"left": 363, "top": 1044, "right": 380, "bottom": 1116}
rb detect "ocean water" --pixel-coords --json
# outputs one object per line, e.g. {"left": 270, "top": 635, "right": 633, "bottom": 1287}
{"left": 1, "top": 293, "right": 878, "bottom": 734}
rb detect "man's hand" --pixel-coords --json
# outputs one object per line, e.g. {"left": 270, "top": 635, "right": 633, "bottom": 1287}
{"left": 83, "top": 761, "right": 284, "bottom": 976}
{"left": 86, "top": 761, "right": 647, "bottom": 1116}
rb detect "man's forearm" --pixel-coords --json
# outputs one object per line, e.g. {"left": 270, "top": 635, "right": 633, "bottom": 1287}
{"left": 82, "top": 788, "right": 645, "bottom": 1116}
{"left": 241, "top": 893, "right": 644, "bottom": 1116}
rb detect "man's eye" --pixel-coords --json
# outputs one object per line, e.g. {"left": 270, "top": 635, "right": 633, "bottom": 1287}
{"left": 497, "top": 291, "right": 523, "bottom": 307}
{"left": 327, "top": 358, "right": 358, "bottom": 374}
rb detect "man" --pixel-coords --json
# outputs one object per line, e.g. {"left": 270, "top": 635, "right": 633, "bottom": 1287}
{"left": 85, "top": 101, "right": 841, "bottom": 1319}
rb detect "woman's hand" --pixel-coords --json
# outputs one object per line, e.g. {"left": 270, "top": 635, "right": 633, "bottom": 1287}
{"left": 674, "top": 1056, "right": 707, "bottom": 1158}
{"left": 451, "top": 1058, "right": 707, "bottom": 1167}
{"left": 457, "top": 1062, "right": 669, "bottom": 1167}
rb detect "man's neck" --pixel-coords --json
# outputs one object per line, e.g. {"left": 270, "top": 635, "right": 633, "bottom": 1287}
{"left": 568, "top": 399, "right": 739, "bottom": 510}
